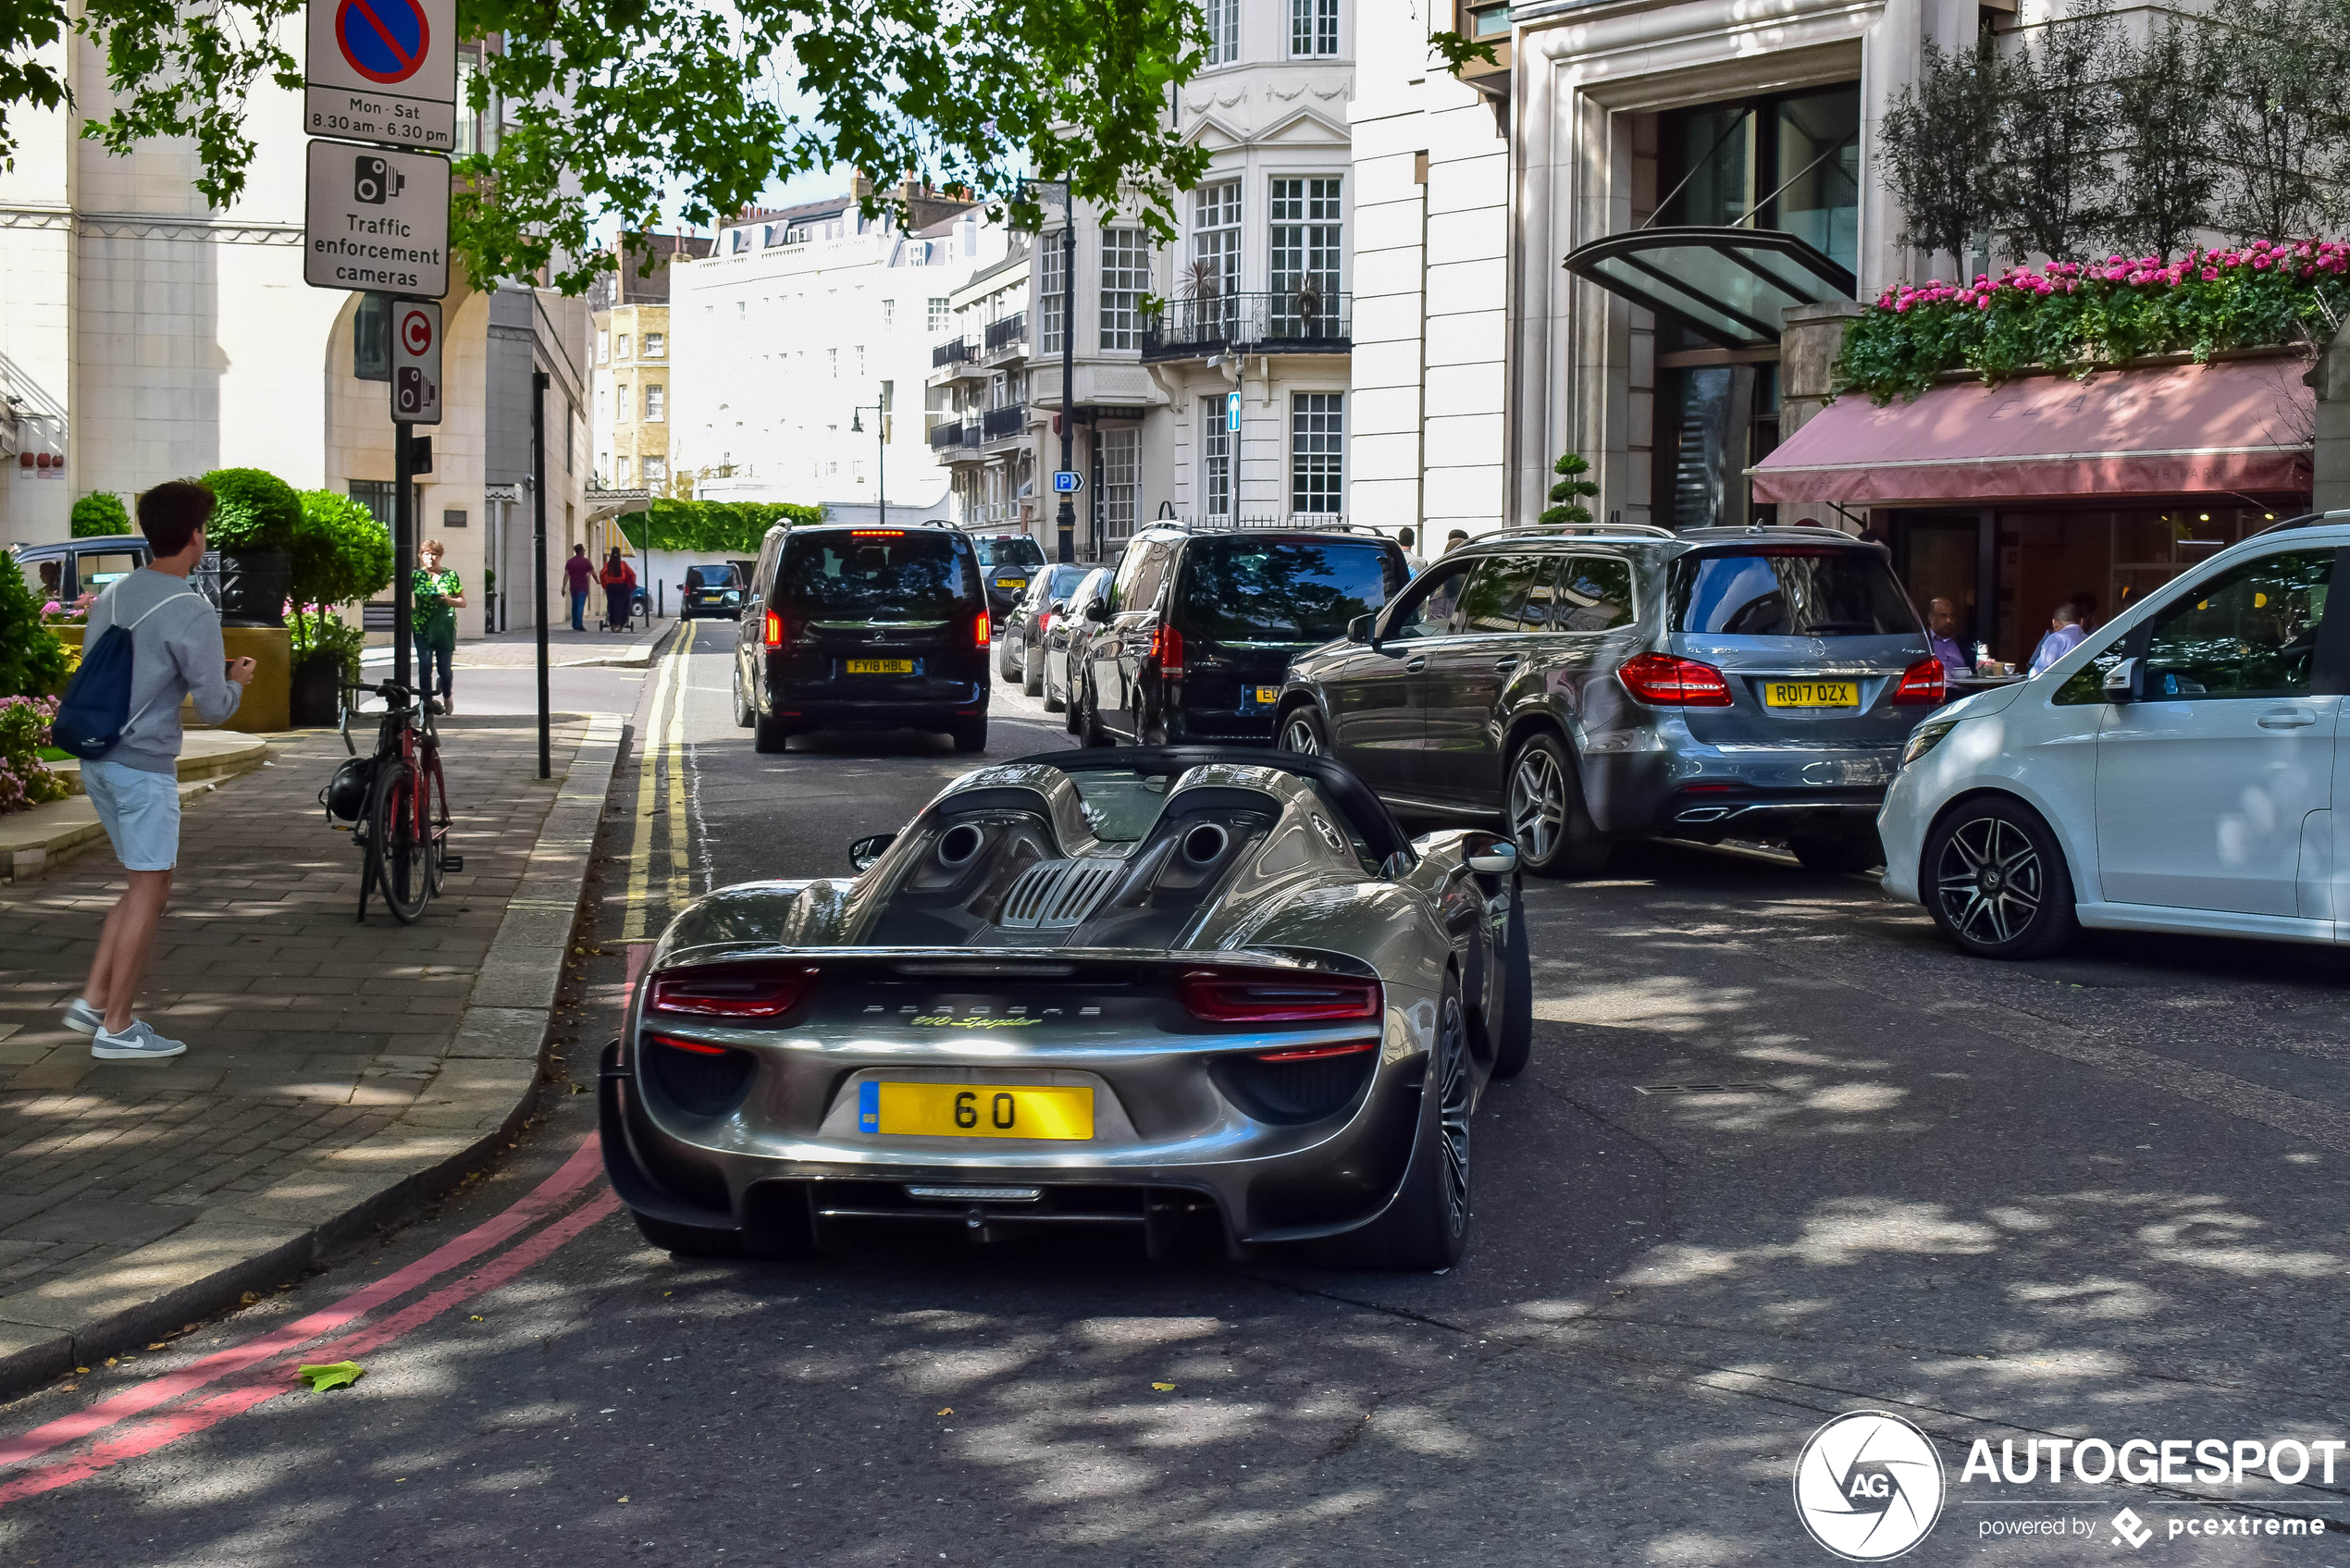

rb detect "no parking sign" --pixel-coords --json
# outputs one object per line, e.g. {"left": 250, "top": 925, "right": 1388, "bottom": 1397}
{"left": 305, "top": 0, "right": 457, "bottom": 152}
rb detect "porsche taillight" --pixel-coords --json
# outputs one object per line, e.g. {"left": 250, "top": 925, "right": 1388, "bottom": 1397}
{"left": 648, "top": 963, "right": 817, "bottom": 1019}
{"left": 1617, "top": 652, "right": 1734, "bottom": 708}
{"left": 1893, "top": 657, "right": 1946, "bottom": 705}
{"left": 763, "top": 610, "right": 785, "bottom": 648}
{"left": 1179, "top": 969, "right": 1380, "bottom": 1024}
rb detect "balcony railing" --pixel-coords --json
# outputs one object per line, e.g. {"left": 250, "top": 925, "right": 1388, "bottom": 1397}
{"left": 981, "top": 403, "right": 1027, "bottom": 440}
{"left": 984, "top": 312, "right": 1027, "bottom": 352}
{"left": 1143, "top": 290, "right": 1353, "bottom": 360}
{"left": 929, "top": 420, "right": 965, "bottom": 451}
{"left": 932, "top": 337, "right": 976, "bottom": 369}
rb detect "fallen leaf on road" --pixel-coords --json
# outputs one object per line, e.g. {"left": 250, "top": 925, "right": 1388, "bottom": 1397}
{"left": 297, "top": 1361, "right": 365, "bottom": 1392}
{"left": 936, "top": 1408, "right": 953, "bottom": 1416}
{"left": 618, "top": 1496, "right": 630, "bottom": 1503}
{"left": 1152, "top": 1382, "right": 1176, "bottom": 1392}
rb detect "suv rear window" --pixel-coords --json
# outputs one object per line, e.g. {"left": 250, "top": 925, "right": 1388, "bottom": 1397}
{"left": 1177, "top": 537, "right": 1400, "bottom": 645}
{"left": 779, "top": 532, "right": 973, "bottom": 616}
{"left": 1668, "top": 549, "right": 1917, "bottom": 637}
{"left": 971, "top": 536, "right": 1045, "bottom": 571}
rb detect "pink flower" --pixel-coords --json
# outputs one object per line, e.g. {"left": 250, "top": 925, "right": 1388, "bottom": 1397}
{"left": 2202, "top": 266, "right": 2219, "bottom": 280}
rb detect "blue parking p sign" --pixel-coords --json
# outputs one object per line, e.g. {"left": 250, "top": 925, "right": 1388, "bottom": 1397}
{"left": 1226, "top": 391, "right": 1241, "bottom": 432}
{"left": 1053, "top": 469, "right": 1083, "bottom": 495}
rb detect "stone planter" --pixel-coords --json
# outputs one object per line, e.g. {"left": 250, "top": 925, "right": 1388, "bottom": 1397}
{"left": 216, "top": 549, "right": 291, "bottom": 628}
{"left": 290, "top": 653, "right": 343, "bottom": 728}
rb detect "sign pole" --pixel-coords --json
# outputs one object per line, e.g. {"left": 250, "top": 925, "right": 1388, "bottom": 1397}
{"left": 532, "top": 370, "right": 550, "bottom": 780}
{"left": 392, "top": 418, "right": 414, "bottom": 690}
{"left": 1057, "top": 219, "right": 1075, "bottom": 565}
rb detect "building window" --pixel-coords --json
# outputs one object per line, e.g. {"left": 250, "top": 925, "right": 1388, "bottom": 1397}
{"left": 1292, "top": 0, "right": 1339, "bottom": 56}
{"left": 643, "top": 456, "right": 665, "bottom": 488}
{"left": 453, "top": 50, "right": 485, "bottom": 155}
{"left": 1652, "top": 84, "right": 1861, "bottom": 300}
{"left": 828, "top": 348, "right": 839, "bottom": 378}
{"left": 597, "top": 329, "right": 610, "bottom": 363}
{"left": 1269, "top": 177, "right": 1342, "bottom": 332}
{"left": 929, "top": 296, "right": 950, "bottom": 331}
{"left": 1100, "top": 426, "right": 1140, "bottom": 543}
{"left": 615, "top": 384, "right": 629, "bottom": 420}
{"left": 616, "top": 333, "right": 630, "bottom": 359}
{"left": 1291, "top": 393, "right": 1343, "bottom": 513}
{"left": 348, "top": 481, "right": 420, "bottom": 532}
{"left": 1190, "top": 180, "right": 1242, "bottom": 311}
{"left": 1206, "top": 0, "right": 1239, "bottom": 63}
{"left": 615, "top": 455, "right": 631, "bottom": 484}
{"left": 731, "top": 228, "right": 751, "bottom": 253}
{"left": 856, "top": 344, "right": 866, "bottom": 377}
{"left": 1201, "top": 398, "right": 1231, "bottom": 518}
{"left": 644, "top": 384, "right": 664, "bottom": 421}
{"left": 1040, "top": 242, "right": 1065, "bottom": 355}
{"left": 1099, "top": 228, "right": 1150, "bottom": 351}
{"left": 353, "top": 294, "right": 390, "bottom": 382}
{"left": 882, "top": 299, "right": 896, "bottom": 327}
{"left": 643, "top": 332, "right": 663, "bottom": 358}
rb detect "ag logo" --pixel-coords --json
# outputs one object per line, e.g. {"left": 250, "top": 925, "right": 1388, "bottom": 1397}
{"left": 1791, "top": 1411, "right": 1946, "bottom": 1561}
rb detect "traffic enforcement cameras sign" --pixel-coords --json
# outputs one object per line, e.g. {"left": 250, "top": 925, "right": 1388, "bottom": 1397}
{"left": 304, "top": 141, "right": 449, "bottom": 297}
{"left": 306, "top": 0, "right": 457, "bottom": 152}
{"left": 391, "top": 299, "right": 442, "bottom": 425}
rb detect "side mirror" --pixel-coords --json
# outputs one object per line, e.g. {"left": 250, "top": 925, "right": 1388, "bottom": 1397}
{"left": 1346, "top": 613, "right": 1372, "bottom": 644}
{"left": 2101, "top": 657, "right": 2143, "bottom": 703}
{"left": 1466, "top": 838, "right": 1518, "bottom": 877}
{"left": 1084, "top": 599, "right": 1108, "bottom": 624}
{"left": 847, "top": 833, "right": 897, "bottom": 871}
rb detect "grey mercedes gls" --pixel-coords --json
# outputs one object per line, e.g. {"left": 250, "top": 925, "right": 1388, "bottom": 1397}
{"left": 1273, "top": 525, "right": 1945, "bottom": 875}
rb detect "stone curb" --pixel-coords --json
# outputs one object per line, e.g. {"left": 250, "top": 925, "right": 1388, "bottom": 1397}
{"left": 0, "top": 711, "right": 626, "bottom": 1400}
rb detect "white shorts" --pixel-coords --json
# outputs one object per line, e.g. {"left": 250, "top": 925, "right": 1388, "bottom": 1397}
{"left": 83, "top": 759, "right": 180, "bottom": 872}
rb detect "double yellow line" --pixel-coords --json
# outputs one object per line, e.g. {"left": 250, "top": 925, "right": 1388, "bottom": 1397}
{"left": 621, "top": 622, "right": 696, "bottom": 942}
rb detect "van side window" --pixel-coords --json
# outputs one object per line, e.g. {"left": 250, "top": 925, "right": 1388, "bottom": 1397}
{"left": 1121, "top": 544, "right": 1170, "bottom": 612}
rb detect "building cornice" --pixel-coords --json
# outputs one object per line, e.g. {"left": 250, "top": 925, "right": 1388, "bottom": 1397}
{"left": 0, "top": 205, "right": 304, "bottom": 244}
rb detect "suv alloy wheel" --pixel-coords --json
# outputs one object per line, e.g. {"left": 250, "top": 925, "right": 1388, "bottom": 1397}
{"left": 1507, "top": 732, "right": 1612, "bottom": 877}
{"left": 1278, "top": 705, "right": 1328, "bottom": 757}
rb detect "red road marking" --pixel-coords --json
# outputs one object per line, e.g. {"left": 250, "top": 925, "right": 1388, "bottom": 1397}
{"left": 0, "top": 1191, "right": 620, "bottom": 1507}
{"left": 0, "top": 1134, "right": 606, "bottom": 1475}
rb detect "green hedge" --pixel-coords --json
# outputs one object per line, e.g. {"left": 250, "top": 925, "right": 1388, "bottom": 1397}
{"left": 69, "top": 492, "right": 130, "bottom": 538}
{"left": 617, "top": 500, "right": 823, "bottom": 557}
{"left": 199, "top": 467, "right": 303, "bottom": 553}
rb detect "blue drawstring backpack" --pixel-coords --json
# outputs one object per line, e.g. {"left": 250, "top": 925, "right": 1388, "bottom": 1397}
{"left": 51, "top": 590, "right": 185, "bottom": 760}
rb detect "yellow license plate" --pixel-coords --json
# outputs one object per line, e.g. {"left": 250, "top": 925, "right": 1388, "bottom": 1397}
{"left": 996, "top": 576, "right": 1026, "bottom": 589}
{"left": 1255, "top": 685, "right": 1280, "bottom": 704}
{"left": 858, "top": 1082, "right": 1095, "bottom": 1140}
{"left": 1763, "top": 680, "right": 1859, "bottom": 710}
{"left": 847, "top": 658, "right": 914, "bottom": 674}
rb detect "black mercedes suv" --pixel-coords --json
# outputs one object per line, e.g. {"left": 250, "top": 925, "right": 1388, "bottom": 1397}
{"left": 1273, "top": 525, "right": 1942, "bottom": 876}
{"left": 1075, "top": 525, "right": 1408, "bottom": 747}
{"left": 731, "top": 523, "right": 992, "bottom": 754}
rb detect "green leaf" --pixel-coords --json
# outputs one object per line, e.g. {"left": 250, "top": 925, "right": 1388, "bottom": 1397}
{"left": 297, "top": 1361, "right": 365, "bottom": 1391}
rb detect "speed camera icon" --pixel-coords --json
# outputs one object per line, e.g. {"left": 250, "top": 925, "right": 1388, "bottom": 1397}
{"left": 353, "top": 154, "right": 406, "bottom": 205}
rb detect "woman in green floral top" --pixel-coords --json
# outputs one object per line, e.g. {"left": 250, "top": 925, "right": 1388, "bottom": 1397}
{"left": 412, "top": 538, "right": 466, "bottom": 713}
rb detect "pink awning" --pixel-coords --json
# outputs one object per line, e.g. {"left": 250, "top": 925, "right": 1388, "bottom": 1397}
{"left": 1750, "top": 358, "right": 2312, "bottom": 506}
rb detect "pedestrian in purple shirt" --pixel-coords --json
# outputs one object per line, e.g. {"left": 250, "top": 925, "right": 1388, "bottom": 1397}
{"left": 1925, "top": 597, "right": 1969, "bottom": 675}
{"left": 2030, "top": 602, "right": 2087, "bottom": 674}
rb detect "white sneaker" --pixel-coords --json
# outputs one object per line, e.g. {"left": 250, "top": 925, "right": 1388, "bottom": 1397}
{"left": 92, "top": 1020, "right": 188, "bottom": 1061}
{"left": 62, "top": 997, "right": 104, "bottom": 1035}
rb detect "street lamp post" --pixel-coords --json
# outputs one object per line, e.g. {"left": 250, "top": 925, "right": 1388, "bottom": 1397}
{"left": 1022, "top": 178, "right": 1077, "bottom": 566}
{"left": 849, "top": 400, "right": 887, "bottom": 529}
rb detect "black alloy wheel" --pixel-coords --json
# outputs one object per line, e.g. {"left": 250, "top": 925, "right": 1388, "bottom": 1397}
{"left": 1078, "top": 676, "right": 1112, "bottom": 747}
{"left": 732, "top": 661, "right": 755, "bottom": 729}
{"left": 1278, "top": 704, "right": 1328, "bottom": 757}
{"left": 1506, "top": 732, "right": 1612, "bottom": 877}
{"left": 1923, "top": 797, "right": 2079, "bottom": 958}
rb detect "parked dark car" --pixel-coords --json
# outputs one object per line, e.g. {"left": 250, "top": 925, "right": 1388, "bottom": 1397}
{"left": 1273, "top": 525, "right": 1942, "bottom": 876}
{"left": 970, "top": 531, "right": 1048, "bottom": 623}
{"left": 732, "top": 523, "right": 992, "bottom": 754}
{"left": 1000, "top": 562, "right": 1094, "bottom": 693}
{"left": 1077, "top": 526, "right": 1408, "bottom": 747}
{"left": 1047, "top": 566, "right": 1112, "bottom": 722}
{"left": 680, "top": 562, "right": 746, "bottom": 622}
{"left": 11, "top": 535, "right": 153, "bottom": 604}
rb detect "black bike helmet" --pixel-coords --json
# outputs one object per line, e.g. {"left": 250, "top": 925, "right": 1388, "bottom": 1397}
{"left": 320, "top": 757, "right": 375, "bottom": 822}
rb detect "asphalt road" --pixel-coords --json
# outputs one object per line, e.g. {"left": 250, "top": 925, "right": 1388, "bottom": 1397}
{"left": 6, "top": 625, "right": 2350, "bottom": 1565}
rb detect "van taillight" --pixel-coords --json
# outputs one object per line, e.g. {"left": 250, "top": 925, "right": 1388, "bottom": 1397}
{"left": 1154, "top": 623, "right": 1185, "bottom": 673}
{"left": 1893, "top": 658, "right": 1946, "bottom": 705}
{"left": 974, "top": 611, "right": 992, "bottom": 648}
{"left": 763, "top": 610, "right": 785, "bottom": 648}
{"left": 1617, "top": 653, "right": 1733, "bottom": 707}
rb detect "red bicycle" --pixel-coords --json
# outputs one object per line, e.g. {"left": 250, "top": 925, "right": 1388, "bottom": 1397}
{"left": 337, "top": 679, "right": 456, "bottom": 923}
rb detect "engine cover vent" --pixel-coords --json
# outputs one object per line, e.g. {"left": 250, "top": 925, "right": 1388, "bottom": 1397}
{"left": 999, "top": 857, "right": 1125, "bottom": 930}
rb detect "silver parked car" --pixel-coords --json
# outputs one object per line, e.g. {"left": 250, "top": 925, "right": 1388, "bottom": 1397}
{"left": 1276, "top": 525, "right": 1943, "bottom": 875}
{"left": 1045, "top": 566, "right": 1113, "bottom": 722}
{"left": 600, "top": 747, "right": 1530, "bottom": 1270}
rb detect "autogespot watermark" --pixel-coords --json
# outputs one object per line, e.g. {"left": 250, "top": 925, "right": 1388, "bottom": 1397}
{"left": 1793, "top": 1413, "right": 2342, "bottom": 1559}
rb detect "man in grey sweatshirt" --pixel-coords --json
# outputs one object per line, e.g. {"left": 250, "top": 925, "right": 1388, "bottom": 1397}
{"left": 62, "top": 480, "right": 255, "bottom": 1060}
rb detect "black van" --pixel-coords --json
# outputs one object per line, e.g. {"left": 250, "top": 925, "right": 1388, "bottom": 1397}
{"left": 731, "top": 524, "right": 992, "bottom": 754}
{"left": 1075, "top": 525, "right": 1407, "bottom": 747}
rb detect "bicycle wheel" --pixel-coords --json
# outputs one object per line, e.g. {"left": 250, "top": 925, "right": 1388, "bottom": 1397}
{"left": 424, "top": 747, "right": 451, "bottom": 896}
{"left": 372, "top": 759, "right": 431, "bottom": 923}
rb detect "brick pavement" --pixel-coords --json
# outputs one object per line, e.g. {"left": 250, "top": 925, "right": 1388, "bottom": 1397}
{"left": 0, "top": 711, "right": 613, "bottom": 1340}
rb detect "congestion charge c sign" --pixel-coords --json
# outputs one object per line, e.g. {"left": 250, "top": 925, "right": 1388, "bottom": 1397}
{"left": 401, "top": 308, "right": 434, "bottom": 357}
{"left": 336, "top": 0, "right": 431, "bottom": 84}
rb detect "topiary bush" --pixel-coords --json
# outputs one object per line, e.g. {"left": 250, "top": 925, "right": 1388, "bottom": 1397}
{"left": 198, "top": 467, "right": 302, "bottom": 553}
{"left": 291, "top": 488, "right": 394, "bottom": 609}
{"left": 1539, "top": 451, "right": 1599, "bottom": 526}
{"left": 69, "top": 491, "right": 130, "bottom": 538}
{"left": 0, "top": 553, "right": 70, "bottom": 699}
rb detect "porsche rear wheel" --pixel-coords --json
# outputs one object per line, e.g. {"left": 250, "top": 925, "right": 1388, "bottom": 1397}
{"left": 1324, "top": 977, "right": 1472, "bottom": 1271}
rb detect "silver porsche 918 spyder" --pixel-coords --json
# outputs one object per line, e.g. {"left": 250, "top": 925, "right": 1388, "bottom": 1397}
{"left": 600, "top": 747, "right": 1530, "bottom": 1271}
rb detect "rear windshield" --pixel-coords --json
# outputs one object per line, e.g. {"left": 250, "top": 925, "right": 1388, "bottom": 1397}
{"left": 778, "top": 532, "right": 973, "bottom": 616}
{"left": 1177, "top": 537, "right": 1400, "bottom": 645}
{"left": 971, "top": 536, "right": 1046, "bottom": 571}
{"left": 688, "top": 563, "right": 738, "bottom": 586}
{"left": 1037, "top": 563, "right": 1091, "bottom": 600}
{"left": 1668, "top": 549, "right": 1918, "bottom": 637}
